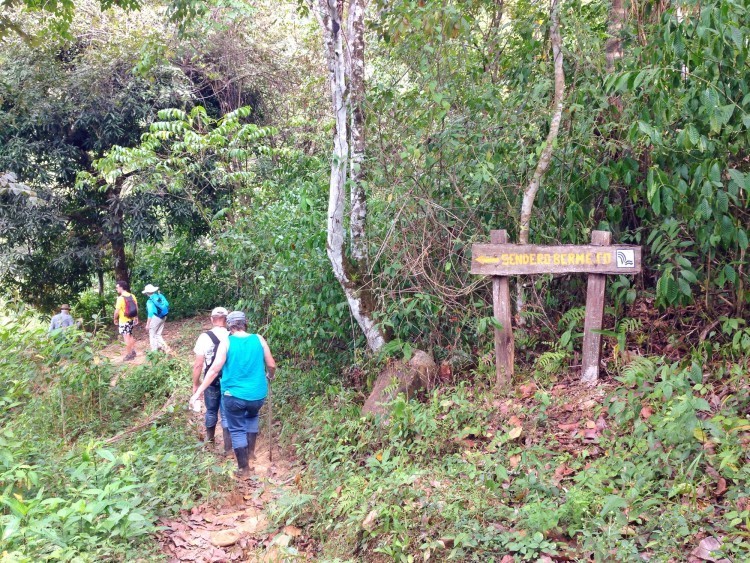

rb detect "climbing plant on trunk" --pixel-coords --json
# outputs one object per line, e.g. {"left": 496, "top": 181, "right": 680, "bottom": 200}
{"left": 516, "top": 0, "right": 566, "bottom": 322}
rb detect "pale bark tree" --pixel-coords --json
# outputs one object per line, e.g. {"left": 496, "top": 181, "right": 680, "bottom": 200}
{"left": 516, "top": 0, "right": 565, "bottom": 320}
{"left": 605, "top": 0, "right": 625, "bottom": 72}
{"left": 309, "top": 0, "right": 386, "bottom": 351}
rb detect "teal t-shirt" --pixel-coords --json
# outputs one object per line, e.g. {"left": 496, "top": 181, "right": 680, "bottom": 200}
{"left": 221, "top": 334, "right": 267, "bottom": 401}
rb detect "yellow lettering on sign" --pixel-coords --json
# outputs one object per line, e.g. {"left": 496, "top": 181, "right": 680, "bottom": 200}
{"left": 586, "top": 253, "right": 593, "bottom": 265}
{"left": 554, "top": 254, "right": 561, "bottom": 265}
{"left": 602, "top": 252, "right": 612, "bottom": 265}
{"left": 501, "top": 254, "right": 510, "bottom": 265}
{"left": 529, "top": 254, "right": 536, "bottom": 265}
{"left": 575, "top": 253, "right": 585, "bottom": 265}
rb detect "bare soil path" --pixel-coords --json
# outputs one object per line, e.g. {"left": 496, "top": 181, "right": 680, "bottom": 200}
{"left": 100, "top": 317, "right": 314, "bottom": 561}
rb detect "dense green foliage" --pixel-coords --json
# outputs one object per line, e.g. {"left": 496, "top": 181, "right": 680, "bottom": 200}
{"left": 270, "top": 337, "right": 750, "bottom": 561}
{"left": 2, "top": 0, "right": 750, "bottom": 561}
{"left": 0, "top": 307, "right": 227, "bottom": 561}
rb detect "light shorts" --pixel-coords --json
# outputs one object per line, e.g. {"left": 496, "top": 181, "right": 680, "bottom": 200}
{"left": 118, "top": 320, "right": 134, "bottom": 336}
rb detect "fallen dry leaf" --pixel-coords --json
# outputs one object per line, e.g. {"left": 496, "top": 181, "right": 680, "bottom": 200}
{"left": 508, "top": 415, "right": 523, "bottom": 427}
{"left": 210, "top": 529, "right": 241, "bottom": 547}
{"left": 714, "top": 478, "right": 727, "bottom": 497}
{"left": 271, "top": 533, "right": 292, "bottom": 548}
{"left": 553, "top": 464, "right": 575, "bottom": 481}
{"left": 582, "top": 428, "right": 599, "bottom": 443}
{"left": 500, "top": 555, "right": 515, "bottom": 563}
{"left": 558, "top": 422, "right": 579, "bottom": 432}
{"left": 640, "top": 406, "right": 653, "bottom": 419}
{"left": 691, "top": 536, "right": 723, "bottom": 561}
{"left": 509, "top": 455, "right": 521, "bottom": 469}
{"left": 283, "top": 525, "right": 302, "bottom": 537}
{"left": 362, "top": 509, "right": 378, "bottom": 531}
{"left": 519, "top": 382, "right": 536, "bottom": 398}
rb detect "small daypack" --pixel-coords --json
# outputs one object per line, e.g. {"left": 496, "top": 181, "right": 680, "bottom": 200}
{"left": 123, "top": 294, "right": 138, "bottom": 318}
{"left": 151, "top": 293, "right": 170, "bottom": 318}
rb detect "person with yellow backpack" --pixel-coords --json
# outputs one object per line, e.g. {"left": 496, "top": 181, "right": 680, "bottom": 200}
{"left": 113, "top": 280, "right": 139, "bottom": 361}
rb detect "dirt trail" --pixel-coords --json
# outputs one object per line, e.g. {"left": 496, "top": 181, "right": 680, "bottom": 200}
{"left": 156, "top": 430, "right": 311, "bottom": 562}
{"left": 101, "top": 319, "right": 312, "bottom": 561}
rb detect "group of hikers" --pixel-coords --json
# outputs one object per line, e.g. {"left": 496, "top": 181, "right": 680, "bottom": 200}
{"left": 51, "top": 280, "right": 277, "bottom": 478}
{"left": 112, "top": 280, "right": 172, "bottom": 361}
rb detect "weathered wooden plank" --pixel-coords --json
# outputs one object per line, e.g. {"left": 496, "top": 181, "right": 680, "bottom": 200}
{"left": 490, "top": 230, "right": 514, "bottom": 386}
{"left": 581, "top": 231, "right": 611, "bottom": 386}
{"left": 470, "top": 243, "right": 641, "bottom": 275}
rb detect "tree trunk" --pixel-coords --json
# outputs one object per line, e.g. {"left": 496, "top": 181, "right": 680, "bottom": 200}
{"left": 516, "top": 0, "right": 565, "bottom": 322}
{"left": 347, "top": 0, "right": 368, "bottom": 266}
{"left": 310, "top": 0, "right": 386, "bottom": 352}
{"left": 605, "top": 0, "right": 625, "bottom": 72}
{"left": 519, "top": 0, "right": 565, "bottom": 244}
{"left": 106, "top": 186, "right": 130, "bottom": 284}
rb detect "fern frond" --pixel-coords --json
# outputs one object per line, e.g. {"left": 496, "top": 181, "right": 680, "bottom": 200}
{"left": 559, "top": 307, "right": 586, "bottom": 329}
{"left": 622, "top": 355, "right": 657, "bottom": 380}
{"left": 536, "top": 351, "right": 568, "bottom": 374}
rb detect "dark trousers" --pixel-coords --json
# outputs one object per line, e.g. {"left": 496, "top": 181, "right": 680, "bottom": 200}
{"left": 203, "top": 385, "right": 228, "bottom": 429}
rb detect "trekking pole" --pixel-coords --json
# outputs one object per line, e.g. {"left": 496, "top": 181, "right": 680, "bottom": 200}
{"left": 267, "top": 375, "right": 273, "bottom": 464}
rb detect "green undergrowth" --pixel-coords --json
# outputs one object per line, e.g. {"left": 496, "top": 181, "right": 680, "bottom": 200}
{"left": 0, "top": 311, "right": 228, "bottom": 562}
{"left": 272, "top": 350, "right": 750, "bottom": 562}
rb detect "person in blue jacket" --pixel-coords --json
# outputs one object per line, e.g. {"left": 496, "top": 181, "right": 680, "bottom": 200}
{"left": 189, "top": 311, "right": 276, "bottom": 478}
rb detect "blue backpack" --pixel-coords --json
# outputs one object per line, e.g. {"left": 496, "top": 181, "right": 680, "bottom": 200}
{"left": 151, "top": 293, "right": 170, "bottom": 318}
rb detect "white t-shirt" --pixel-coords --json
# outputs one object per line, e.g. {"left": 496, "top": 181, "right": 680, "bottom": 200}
{"left": 193, "top": 327, "right": 229, "bottom": 375}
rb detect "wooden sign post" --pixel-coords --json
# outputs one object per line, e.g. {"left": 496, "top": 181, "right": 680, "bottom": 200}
{"left": 471, "top": 230, "right": 641, "bottom": 386}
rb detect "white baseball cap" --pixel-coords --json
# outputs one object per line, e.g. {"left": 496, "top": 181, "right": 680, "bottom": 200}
{"left": 142, "top": 284, "right": 159, "bottom": 294}
{"left": 211, "top": 307, "right": 229, "bottom": 317}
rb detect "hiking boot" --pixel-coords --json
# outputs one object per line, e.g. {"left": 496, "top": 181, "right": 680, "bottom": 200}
{"left": 123, "top": 351, "right": 136, "bottom": 361}
{"left": 222, "top": 428, "right": 233, "bottom": 456}
{"left": 233, "top": 446, "right": 251, "bottom": 479}
{"left": 205, "top": 426, "right": 216, "bottom": 444}
{"left": 247, "top": 432, "right": 258, "bottom": 461}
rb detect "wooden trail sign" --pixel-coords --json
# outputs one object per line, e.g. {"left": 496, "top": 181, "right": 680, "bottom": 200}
{"left": 471, "top": 230, "right": 642, "bottom": 386}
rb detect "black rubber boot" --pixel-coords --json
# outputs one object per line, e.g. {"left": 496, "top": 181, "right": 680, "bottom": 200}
{"left": 222, "top": 427, "right": 233, "bottom": 456}
{"left": 205, "top": 426, "right": 216, "bottom": 444}
{"left": 247, "top": 432, "right": 258, "bottom": 460}
{"left": 233, "top": 446, "right": 251, "bottom": 478}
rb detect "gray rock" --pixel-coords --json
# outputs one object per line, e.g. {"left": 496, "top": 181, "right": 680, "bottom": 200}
{"left": 362, "top": 349, "right": 437, "bottom": 416}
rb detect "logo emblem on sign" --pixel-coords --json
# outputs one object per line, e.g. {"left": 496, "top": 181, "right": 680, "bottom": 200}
{"left": 616, "top": 250, "right": 635, "bottom": 268}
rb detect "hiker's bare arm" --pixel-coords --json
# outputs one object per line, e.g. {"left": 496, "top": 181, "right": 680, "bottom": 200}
{"left": 192, "top": 354, "right": 205, "bottom": 393}
{"left": 259, "top": 335, "right": 276, "bottom": 380}
{"left": 190, "top": 342, "right": 227, "bottom": 404}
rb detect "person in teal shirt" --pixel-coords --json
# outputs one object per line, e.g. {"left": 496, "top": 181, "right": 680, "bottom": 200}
{"left": 189, "top": 311, "right": 276, "bottom": 478}
{"left": 142, "top": 283, "right": 172, "bottom": 354}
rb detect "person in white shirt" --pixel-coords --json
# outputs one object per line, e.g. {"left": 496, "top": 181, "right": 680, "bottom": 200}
{"left": 192, "top": 307, "right": 231, "bottom": 453}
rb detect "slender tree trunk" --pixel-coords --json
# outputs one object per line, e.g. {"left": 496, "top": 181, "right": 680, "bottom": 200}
{"left": 310, "top": 0, "right": 386, "bottom": 352}
{"left": 347, "top": 0, "right": 368, "bottom": 266}
{"left": 605, "top": 0, "right": 624, "bottom": 72}
{"left": 517, "top": 0, "right": 565, "bottom": 321}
